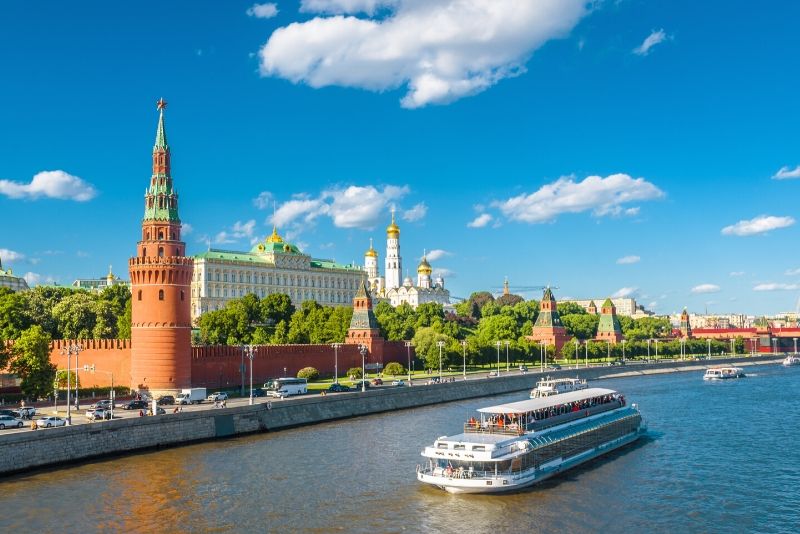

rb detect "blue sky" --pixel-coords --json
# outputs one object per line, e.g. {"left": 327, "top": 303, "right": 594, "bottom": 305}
{"left": 1, "top": 0, "right": 800, "bottom": 316}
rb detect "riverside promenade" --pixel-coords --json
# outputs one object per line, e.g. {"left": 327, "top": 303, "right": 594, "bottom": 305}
{"left": 0, "top": 355, "right": 781, "bottom": 476}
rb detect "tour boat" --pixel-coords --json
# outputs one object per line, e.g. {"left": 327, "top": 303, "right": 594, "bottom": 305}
{"left": 529, "top": 377, "right": 588, "bottom": 399}
{"left": 416, "top": 388, "right": 645, "bottom": 494}
{"left": 703, "top": 367, "right": 746, "bottom": 380}
{"left": 782, "top": 355, "right": 800, "bottom": 367}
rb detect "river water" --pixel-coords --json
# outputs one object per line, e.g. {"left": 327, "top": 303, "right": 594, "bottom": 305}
{"left": 2, "top": 365, "right": 799, "bottom": 533}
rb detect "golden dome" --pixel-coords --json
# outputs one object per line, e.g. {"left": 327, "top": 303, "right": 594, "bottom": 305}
{"left": 417, "top": 255, "right": 432, "bottom": 275}
{"left": 365, "top": 238, "right": 378, "bottom": 258}
{"left": 386, "top": 208, "right": 400, "bottom": 238}
{"left": 266, "top": 225, "right": 284, "bottom": 244}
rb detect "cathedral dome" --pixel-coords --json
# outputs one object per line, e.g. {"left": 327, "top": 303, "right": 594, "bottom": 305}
{"left": 417, "top": 255, "right": 432, "bottom": 275}
{"left": 386, "top": 209, "right": 400, "bottom": 238}
{"left": 266, "top": 226, "right": 284, "bottom": 244}
{"left": 403, "top": 276, "right": 413, "bottom": 287}
{"left": 365, "top": 238, "right": 378, "bottom": 258}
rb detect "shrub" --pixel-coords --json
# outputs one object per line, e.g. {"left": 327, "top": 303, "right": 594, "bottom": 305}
{"left": 347, "top": 367, "right": 363, "bottom": 380}
{"left": 297, "top": 367, "right": 320, "bottom": 381}
{"left": 383, "top": 362, "right": 405, "bottom": 376}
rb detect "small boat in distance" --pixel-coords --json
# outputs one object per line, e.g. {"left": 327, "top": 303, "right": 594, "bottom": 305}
{"left": 783, "top": 355, "right": 800, "bottom": 366}
{"left": 416, "top": 388, "right": 645, "bottom": 494}
{"left": 703, "top": 367, "right": 746, "bottom": 380}
{"left": 529, "top": 377, "right": 588, "bottom": 399}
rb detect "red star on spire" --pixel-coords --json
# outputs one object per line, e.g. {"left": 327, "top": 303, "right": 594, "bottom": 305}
{"left": 157, "top": 97, "right": 168, "bottom": 111}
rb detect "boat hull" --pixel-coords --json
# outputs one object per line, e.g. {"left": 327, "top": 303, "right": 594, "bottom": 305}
{"left": 418, "top": 428, "right": 644, "bottom": 495}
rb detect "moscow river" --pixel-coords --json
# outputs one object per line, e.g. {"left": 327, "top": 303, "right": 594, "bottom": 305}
{"left": 2, "top": 365, "right": 799, "bottom": 533}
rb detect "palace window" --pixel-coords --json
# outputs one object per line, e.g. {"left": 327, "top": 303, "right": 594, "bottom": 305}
{"left": 181, "top": 290, "right": 185, "bottom": 301}
{"left": 159, "top": 289, "right": 164, "bottom": 301}
{"left": 158, "top": 247, "right": 164, "bottom": 258}
{"left": 137, "top": 290, "right": 142, "bottom": 301}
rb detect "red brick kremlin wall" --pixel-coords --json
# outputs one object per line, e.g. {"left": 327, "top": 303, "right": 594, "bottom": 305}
{"left": 3, "top": 340, "right": 416, "bottom": 390}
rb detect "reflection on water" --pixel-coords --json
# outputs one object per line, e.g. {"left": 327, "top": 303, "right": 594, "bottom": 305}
{"left": 2, "top": 365, "right": 800, "bottom": 533}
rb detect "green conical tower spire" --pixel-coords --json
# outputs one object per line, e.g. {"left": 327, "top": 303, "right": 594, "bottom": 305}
{"left": 143, "top": 98, "right": 180, "bottom": 222}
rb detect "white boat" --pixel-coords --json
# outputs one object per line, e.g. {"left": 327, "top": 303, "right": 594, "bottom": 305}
{"left": 783, "top": 355, "right": 800, "bottom": 367}
{"left": 529, "top": 377, "right": 588, "bottom": 399}
{"left": 703, "top": 367, "right": 746, "bottom": 380}
{"left": 416, "top": 388, "right": 645, "bottom": 494}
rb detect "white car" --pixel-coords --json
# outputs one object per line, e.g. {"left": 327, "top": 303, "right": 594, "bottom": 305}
{"left": 391, "top": 379, "right": 406, "bottom": 386}
{"left": 0, "top": 415, "right": 24, "bottom": 429}
{"left": 38, "top": 416, "right": 67, "bottom": 428}
{"left": 207, "top": 392, "right": 228, "bottom": 402}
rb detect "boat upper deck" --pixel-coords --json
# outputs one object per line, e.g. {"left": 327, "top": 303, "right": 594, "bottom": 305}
{"left": 478, "top": 388, "right": 616, "bottom": 414}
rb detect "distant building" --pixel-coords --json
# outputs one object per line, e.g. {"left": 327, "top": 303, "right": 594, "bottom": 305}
{"left": 190, "top": 226, "right": 366, "bottom": 321}
{"left": 0, "top": 254, "right": 29, "bottom": 292}
{"left": 72, "top": 265, "right": 130, "bottom": 292}
{"left": 563, "top": 297, "right": 653, "bottom": 318}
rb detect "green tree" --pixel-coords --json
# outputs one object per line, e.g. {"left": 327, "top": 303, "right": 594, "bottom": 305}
{"left": 297, "top": 366, "right": 320, "bottom": 380}
{"left": 117, "top": 299, "right": 132, "bottom": 339}
{"left": 557, "top": 301, "right": 587, "bottom": 316}
{"left": 52, "top": 291, "right": 97, "bottom": 339}
{"left": 0, "top": 287, "right": 32, "bottom": 340}
{"left": 383, "top": 361, "right": 405, "bottom": 376}
{"left": 412, "top": 327, "right": 455, "bottom": 372}
{"left": 496, "top": 293, "right": 523, "bottom": 307}
{"left": 561, "top": 313, "right": 599, "bottom": 340}
{"left": 21, "top": 285, "right": 73, "bottom": 338}
{"left": 10, "top": 325, "right": 56, "bottom": 399}
{"left": 468, "top": 291, "right": 495, "bottom": 312}
{"left": 261, "top": 293, "right": 295, "bottom": 326}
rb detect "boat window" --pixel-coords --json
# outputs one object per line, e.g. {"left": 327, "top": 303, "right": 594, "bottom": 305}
{"left": 471, "top": 445, "right": 485, "bottom": 451}
{"left": 453, "top": 444, "right": 465, "bottom": 450}
{"left": 437, "top": 443, "right": 448, "bottom": 449}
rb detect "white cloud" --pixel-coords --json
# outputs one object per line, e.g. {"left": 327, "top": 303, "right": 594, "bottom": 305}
{"left": 247, "top": 3, "right": 279, "bottom": 18}
{"left": 271, "top": 185, "right": 410, "bottom": 231}
{"left": 772, "top": 165, "right": 800, "bottom": 180}
{"left": 467, "top": 213, "right": 493, "bottom": 228}
{"left": 729, "top": 271, "right": 745, "bottom": 277}
{"left": 425, "top": 249, "right": 451, "bottom": 262}
{"left": 721, "top": 215, "right": 795, "bottom": 236}
{"left": 402, "top": 202, "right": 427, "bottom": 222}
{"left": 633, "top": 29, "right": 669, "bottom": 56}
{"left": 181, "top": 223, "right": 193, "bottom": 235}
{"left": 624, "top": 207, "right": 640, "bottom": 216}
{"left": 785, "top": 268, "right": 800, "bottom": 276}
{"left": 23, "top": 272, "right": 41, "bottom": 285}
{"left": 647, "top": 301, "right": 658, "bottom": 309}
{"left": 612, "top": 287, "right": 638, "bottom": 298}
{"left": 0, "top": 248, "right": 25, "bottom": 262}
{"left": 432, "top": 267, "right": 454, "bottom": 279}
{"left": 691, "top": 284, "right": 720, "bottom": 294}
{"left": 259, "top": 0, "right": 589, "bottom": 108}
{"left": 753, "top": 283, "right": 800, "bottom": 291}
{"left": 616, "top": 255, "right": 640, "bottom": 265}
{"left": 493, "top": 173, "right": 664, "bottom": 224}
{"left": 253, "top": 191, "right": 273, "bottom": 209}
{"left": 0, "top": 170, "right": 97, "bottom": 201}
{"left": 214, "top": 220, "right": 256, "bottom": 244}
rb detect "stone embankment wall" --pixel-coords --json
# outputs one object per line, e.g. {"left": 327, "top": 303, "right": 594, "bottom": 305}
{"left": 0, "top": 355, "right": 779, "bottom": 476}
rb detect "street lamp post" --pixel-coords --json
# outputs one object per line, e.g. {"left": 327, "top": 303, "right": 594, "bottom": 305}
{"left": 606, "top": 340, "right": 611, "bottom": 362}
{"left": 574, "top": 340, "right": 579, "bottom": 369}
{"left": 495, "top": 341, "right": 501, "bottom": 376}
{"left": 647, "top": 339, "right": 651, "bottom": 362}
{"left": 60, "top": 343, "right": 83, "bottom": 425}
{"left": 707, "top": 339, "right": 712, "bottom": 359}
{"left": 86, "top": 365, "right": 114, "bottom": 420}
{"left": 654, "top": 339, "right": 659, "bottom": 361}
{"left": 405, "top": 341, "right": 413, "bottom": 383}
{"left": 331, "top": 343, "right": 342, "bottom": 384}
{"left": 622, "top": 339, "right": 626, "bottom": 363}
{"left": 359, "top": 345, "right": 368, "bottom": 392}
{"left": 794, "top": 337, "right": 798, "bottom": 355}
{"left": 460, "top": 340, "right": 467, "bottom": 380}
{"left": 436, "top": 340, "right": 445, "bottom": 379}
{"left": 585, "top": 342, "right": 588, "bottom": 368}
{"left": 772, "top": 338, "right": 777, "bottom": 355}
{"left": 504, "top": 340, "right": 510, "bottom": 374}
{"left": 240, "top": 345, "right": 245, "bottom": 397}
{"left": 730, "top": 338, "right": 735, "bottom": 358}
{"left": 244, "top": 344, "right": 255, "bottom": 405}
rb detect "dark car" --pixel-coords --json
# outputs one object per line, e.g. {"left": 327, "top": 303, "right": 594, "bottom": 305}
{"left": 351, "top": 380, "right": 371, "bottom": 390}
{"left": 0, "top": 409, "right": 17, "bottom": 417}
{"left": 371, "top": 378, "right": 383, "bottom": 386}
{"left": 611, "top": 360, "right": 626, "bottom": 366}
{"left": 327, "top": 383, "right": 352, "bottom": 393}
{"left": 547, "top": 364, "right": 562, "bottom": 371}
{"left": 156, "top": 395, "right": 175, "bottom": 406}
{"left": 121, "top": 400, "right": 148, "bottom": 410}
{"left": 252, "top": 388, "right": 266, "bottom": 397}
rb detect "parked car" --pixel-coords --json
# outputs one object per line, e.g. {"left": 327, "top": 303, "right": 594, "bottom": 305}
{"left": 0, "top": 415, "right": 24, "bottom": 429}
{"left": 487, "top": 370, "right": 500, "bottom": 378}
{"left": 37, "top": 416, "right": 67, "bottom": 428}
{"left": 391, "top": 379, "right": 406, "bottom": 386}
{"left": 120, "top": 400, "right": 148, "bottom": 410}
{"left": 611, "top": 360, "right": 626, "bottom": 366}
{"left": 327, "top": 383, "right": 352, "bottom": 393}
{"left": 371, "top": 378, "right": 383, "bottom": 385}
{"left": 15, "top": 406, "right": 36, "bottom": 419}
{"left": 519, "top": 365, "right": 528, "bottom": 373}
{"left": 207, "top": 392, "right": 229, "bottom": 402}
{"left": 546, "top": 364, "right": 562, "bottom": 371}
{"left": 156, "top": 395, "right": 175, "bottom": 406}
{"left": 90, "top": 399, "right": 112, "bottom": 410}
{"left": 86, "top": 408, "right": 112, "bottom": 421}
{"left": 252, "top": 388, "right": 266, "bottom": 397}
{"left": 148, "top": 406, "right": 166, "bottom": 416}
{"left": 351, "top": 380, "right": 371, "bottom": 390}
{"left": 0, "top": 409, "right": 17, "bottom": 417}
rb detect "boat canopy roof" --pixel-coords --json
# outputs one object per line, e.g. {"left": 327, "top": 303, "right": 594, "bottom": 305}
{"left": 477, "top": 388, "right": 617, "bottom": 415}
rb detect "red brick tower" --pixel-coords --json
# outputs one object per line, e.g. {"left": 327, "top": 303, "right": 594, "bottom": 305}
{"left": 346, "top": 279, "right": 385, "bottom": 363}
{"left": 128, "top": 99, "right": 193, "bottom": 394}
{"left": 527, "top": 287, "right": 569, "bottom": 350}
